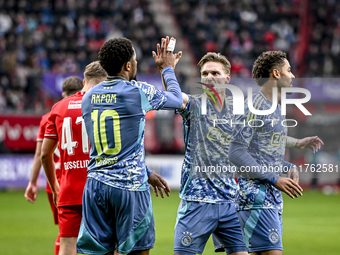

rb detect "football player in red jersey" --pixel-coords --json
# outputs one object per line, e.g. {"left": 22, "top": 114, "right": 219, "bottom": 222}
{"left": 41, "top": 61, "right": 107, "bottom": 255}
{"left": 25, "top": 76, "right": 83, "bottom": 255}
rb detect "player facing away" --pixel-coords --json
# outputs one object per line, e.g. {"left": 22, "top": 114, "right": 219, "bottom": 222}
{"left": 24, "top": 76, "right": 83, "bottom": 255}
{"left": 228, "top": 51, "right": 316, "bottom": 255}
{"left": 77, "top": 37, "right": 183, "bottom": 255}
{"left": 41, "top": 61, "right": 107, "bottom": 255}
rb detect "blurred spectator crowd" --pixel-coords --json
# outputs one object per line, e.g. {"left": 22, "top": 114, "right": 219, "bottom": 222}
{"left": 170, "top": 0, "right": 340, "bottom": 78}
{"left": 1, "top": 0, "right": 340, "bottom": 113}
{"left": 171, "top": 0, "right": 300, "bottom": 77}
{"left": 0, "top": 0, "right": 161, "bottom": 112}
{"left": 306, "top": 0, "right": 340, "bottom": 76}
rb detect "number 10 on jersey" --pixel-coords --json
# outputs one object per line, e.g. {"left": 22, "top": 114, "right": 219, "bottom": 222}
{"left": 91, "top": 109, "right": 122, "bottom": 155}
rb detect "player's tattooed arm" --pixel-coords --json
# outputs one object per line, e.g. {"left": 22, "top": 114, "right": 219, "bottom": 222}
{"left": 286, "top": 136, "right": 324, "bottom": 154}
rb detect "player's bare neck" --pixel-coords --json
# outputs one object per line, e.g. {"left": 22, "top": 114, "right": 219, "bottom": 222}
{"left": 107, "top": 73, "right": 128, "bottom": 81}
{"left": 215, "top": 101, "right": 225, "bottom": 112}
{"left": 209, "top": 96, "right": 225, "bottom": 112}
{"left": 260, "top": 81, "right": 280, "bottom": 102}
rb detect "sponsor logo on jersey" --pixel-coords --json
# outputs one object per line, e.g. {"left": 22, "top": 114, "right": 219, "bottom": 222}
{"left": 270, "top": 132, "right": 284, "bottom": 146}
{"left": 207, "top": 127, "right": 231, "bottom": 146}
{"left": 68, "top": 100, "right": 82, "bottom": 109}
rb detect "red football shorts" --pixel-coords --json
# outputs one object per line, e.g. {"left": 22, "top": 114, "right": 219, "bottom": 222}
{"left": 58, "top": 205, "right": 82, "bottom": 237}
{"left": 47, "top": 192, "right": 58, "bottom": 225}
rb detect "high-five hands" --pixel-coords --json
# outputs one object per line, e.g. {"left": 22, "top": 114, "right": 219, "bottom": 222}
{"left": 152, "top": 36, "right": 182, "bottom": 70}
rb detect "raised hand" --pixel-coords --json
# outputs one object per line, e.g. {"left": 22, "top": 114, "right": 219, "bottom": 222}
{"left": 152, "top": 36, "right": 182, "bottom": 70}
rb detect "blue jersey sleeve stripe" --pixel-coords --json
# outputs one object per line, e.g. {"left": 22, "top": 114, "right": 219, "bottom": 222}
{"left": 135, "top": 118, "right": 145, "bottom": 150}
{"left": 138, "top": 88, "right": 152, "bottom": 113}
{"left": 179, "top": 162, "right": 192, "bottom": 199}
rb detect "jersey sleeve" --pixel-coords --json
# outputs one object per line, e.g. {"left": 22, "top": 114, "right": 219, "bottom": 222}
{"left": 134, "top": 81, "right": 168, "bottom": 111}
{"left": 175, "top": 95, "right": 191, "bottom": 121}
{"left": 44, "top": 107, "right": 58, "bottom": 139}
{"left": 230, "top": 99, "right": 278, "bottom": 185}
{"left": 133, "top": 66, "right": 182, "bottom": 111}
{"left": 231, "top": 101, "right": 259, "bottom": 147}
{"left": 146, "top": 166, "right": 152, "bottom": 176}
{"left": 282, "top": 161, "right": 297, "bottom": 173}
{"left": 37, "top": 115, "right": 47, "bottom": 141}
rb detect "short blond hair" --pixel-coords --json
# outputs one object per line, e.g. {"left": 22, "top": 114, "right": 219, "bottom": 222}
{"left": 198, "top": 52, "right": 231, "bottom": 74}
{"left": 84, "top": 61, "right": 107, "bottom": 83}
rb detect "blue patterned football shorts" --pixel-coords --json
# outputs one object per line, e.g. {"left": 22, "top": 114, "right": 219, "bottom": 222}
{"left": 174, "top": 200, "right": 246, "bottom": 255}
{"left": 77, "top": 178, "right": 155, "bottom": 255}
{"left": 238, "top": 208, "right": 283, "bottom": 253}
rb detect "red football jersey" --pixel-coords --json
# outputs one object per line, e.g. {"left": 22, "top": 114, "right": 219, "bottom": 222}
{"left": 37, "top": 112, "right": 61, "bottom": 193}
{"left": 45, "top": 91, "right": 89, "bottom": 206}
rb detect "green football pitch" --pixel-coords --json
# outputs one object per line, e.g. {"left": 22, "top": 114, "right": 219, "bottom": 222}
{"left": 0, "top": 190, "right": 339, "bottom": 255}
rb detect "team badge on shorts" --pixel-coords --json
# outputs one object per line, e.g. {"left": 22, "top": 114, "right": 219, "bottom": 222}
{"left": 268, "top": 229, "right": 280, "bottom": 244}
{"left": 181, "top": 232, "right": 193, "bottom": 246}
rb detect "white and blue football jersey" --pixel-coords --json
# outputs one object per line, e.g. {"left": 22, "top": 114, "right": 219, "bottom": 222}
{"left": 178, "top": 94, "right": 238, "bottom": 204}
{"left": 231, "top": 91, "right": 287, "bottom": 213}
{"left": 82, "top": 78, "right": 169, "bottom": 192}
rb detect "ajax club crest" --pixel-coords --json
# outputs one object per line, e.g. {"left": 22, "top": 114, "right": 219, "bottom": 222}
{"left": 181, "top": 232, "right": 193, "bottom": 246}
{"left": 268, "top": 229, "right": 280, "bottom": 244}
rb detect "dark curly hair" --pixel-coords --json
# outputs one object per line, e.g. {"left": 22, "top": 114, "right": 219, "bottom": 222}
{"left": 98, "top": 38, "right": 134, "bottom": 76}
{"left": 252, "top": 51, "right": 287, "bottom": 86}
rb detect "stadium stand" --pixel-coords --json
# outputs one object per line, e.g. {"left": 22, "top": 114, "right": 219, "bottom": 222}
{"left": 0, "top": 0, "right": 163, "bottom": 112}
{"left": 169, "top": 0, "right": 299, "bottom": 77}
{"left": 304, "top": 0, "right": 340, "bottom": 77}
{"left": 2, "top": 0, "right": 340, "bottom": 112}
